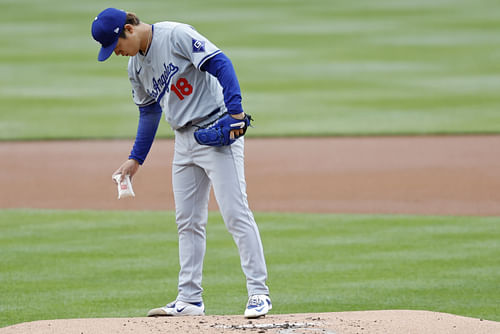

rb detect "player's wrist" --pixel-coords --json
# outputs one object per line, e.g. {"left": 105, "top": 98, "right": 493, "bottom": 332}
{"left": 230, "top": 112, "right": 245, "bottom": 120}
{"left": 127, "top": 156, "right": 143, "bottom": 165}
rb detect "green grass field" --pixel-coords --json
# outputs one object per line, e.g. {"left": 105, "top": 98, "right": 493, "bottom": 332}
{"left": 1, "top": 0, "right": 500, "bottom": 139}
{"left": 0, "top": 210, "right": 499, "bottom": 327}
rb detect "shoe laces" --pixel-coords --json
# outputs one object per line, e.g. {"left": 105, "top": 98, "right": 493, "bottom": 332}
{"left": 248, "top": 295, "right": 263, "bottom": 307}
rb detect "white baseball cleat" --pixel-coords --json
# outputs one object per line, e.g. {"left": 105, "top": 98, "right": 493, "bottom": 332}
{"left": 244, "top": 295, "right": 272, "bottom": 318}
{"left": 147, "top": 300, "right": 205, "bottom": 316}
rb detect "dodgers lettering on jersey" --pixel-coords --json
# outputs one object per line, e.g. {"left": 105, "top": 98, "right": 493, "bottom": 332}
{"left": 128, "top": 22, "right": 225, "bottom": 130}
{"left": 146, "top": 62, "right": 178, "bottom": 100}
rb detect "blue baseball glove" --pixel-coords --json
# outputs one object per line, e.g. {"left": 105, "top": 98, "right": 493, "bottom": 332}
{"left": 194, "top": 113, "right": 252, "bottom": 146}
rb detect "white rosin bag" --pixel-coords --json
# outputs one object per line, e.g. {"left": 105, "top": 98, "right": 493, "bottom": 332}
{"left": 113, "top": 174, "right": 135, "bottom": 199}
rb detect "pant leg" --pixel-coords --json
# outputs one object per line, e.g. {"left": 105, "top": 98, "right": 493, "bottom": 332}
{"left": 194, "top": 137, "right": 269, "bottom": 296}
{"left": 172, "top": 133, "right": 211, "bottom": 303}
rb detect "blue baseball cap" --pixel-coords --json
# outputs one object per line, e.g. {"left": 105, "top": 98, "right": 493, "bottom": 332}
{"left": 91, "top": 8, "right": 127, "bottom": 61}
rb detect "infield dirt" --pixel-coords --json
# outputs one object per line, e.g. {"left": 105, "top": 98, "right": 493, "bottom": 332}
{"left": 1, "top": 136, "right": 500, "bottom": 215}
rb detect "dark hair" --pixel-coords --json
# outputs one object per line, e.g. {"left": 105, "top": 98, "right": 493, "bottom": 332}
{"left": 119, "top": 12, "right": 141, "bottom": 38}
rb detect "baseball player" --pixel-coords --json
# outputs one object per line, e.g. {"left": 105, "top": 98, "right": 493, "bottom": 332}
{"left": 91, "top": 8, "right": 271, "bottom": 318}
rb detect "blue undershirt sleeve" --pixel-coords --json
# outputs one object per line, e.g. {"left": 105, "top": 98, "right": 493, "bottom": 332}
{"left": 201, "top": 52, "right": 244, "bottom": 115}
{"left": 128, "top": 102, "right": 162, "bottom": 165}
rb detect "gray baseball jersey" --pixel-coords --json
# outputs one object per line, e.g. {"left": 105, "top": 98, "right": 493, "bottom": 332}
{"left": 128, "top": 22, "right": 226, "bottom": 129}
{"left": 127, "top": 21, "right": 269, "bottom": 303}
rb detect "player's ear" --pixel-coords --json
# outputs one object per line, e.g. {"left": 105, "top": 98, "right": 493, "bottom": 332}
{"left": 123, "top": 24, "right": 134, "bottom": 35}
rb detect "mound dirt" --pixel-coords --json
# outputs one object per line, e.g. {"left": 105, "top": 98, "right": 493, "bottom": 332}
{"left": 1, "top": 311, "right": 499, "bottom": 334}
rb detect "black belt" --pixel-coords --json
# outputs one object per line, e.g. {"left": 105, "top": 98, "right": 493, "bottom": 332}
{"left": 179, "top": 108, "right": 221, "bottom": 130}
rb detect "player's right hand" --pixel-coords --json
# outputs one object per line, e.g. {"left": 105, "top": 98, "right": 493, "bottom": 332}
{"left": 194, "top": 112, "right": 252, "bottom": 146}
{"left": 229, "top": 112, "right": 245, "bottom": 140}
{"left": 112, "top": 159, "right": 140, "bottom": 184}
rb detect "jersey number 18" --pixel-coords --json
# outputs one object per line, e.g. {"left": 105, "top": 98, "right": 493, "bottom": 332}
{"left": 171, "top": 77, "right": 193, "bottom": 100}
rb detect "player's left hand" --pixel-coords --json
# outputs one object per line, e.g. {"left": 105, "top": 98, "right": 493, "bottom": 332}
{"left": 194, "top": 112, "right": 252, "bottom": 146}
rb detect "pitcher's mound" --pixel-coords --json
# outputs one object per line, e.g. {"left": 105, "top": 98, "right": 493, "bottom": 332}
{"left": 1, "top": 310, "right": 499, "bottom": 334}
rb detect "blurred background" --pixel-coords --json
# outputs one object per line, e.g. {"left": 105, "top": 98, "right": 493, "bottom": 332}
{"left": 1, "top": 0, "right": 500, "bottom": 140}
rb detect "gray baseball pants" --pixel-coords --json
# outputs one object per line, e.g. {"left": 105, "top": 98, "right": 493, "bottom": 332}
{"left": 172, "top": 127, "right": 269, "bottom": 303}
